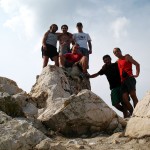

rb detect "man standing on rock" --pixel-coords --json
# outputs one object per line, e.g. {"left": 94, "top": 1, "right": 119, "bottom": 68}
{"left": 73, "top": 22, "right": 92, "bottom": 66}
{"left": 89, "top": 55, "right": 129, "bottom": 118}
{"left": 113, "top": 47, "right": 140, "bottom": 115}
{"left": 41, "top": 24, "right": 59, "bottom": 68}
{"left": 58, "top": 24, "right": 73, "bottom": 55}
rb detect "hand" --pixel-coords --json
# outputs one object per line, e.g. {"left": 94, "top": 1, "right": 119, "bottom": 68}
{"left": 73, "top": 62, "right": 79, "bottom": 66}
{"left": 43, "top": 45, "right": 47, "bottom": 50}
{"left": 88, "top": 50, "right": 92, "bottom": 54}
{"left": 132, "top": 74, "right": 139, "bottom": 78}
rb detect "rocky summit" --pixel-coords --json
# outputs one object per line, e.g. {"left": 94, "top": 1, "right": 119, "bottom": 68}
{"left": 0, "top": 65, "right": 150, "bottom": 150}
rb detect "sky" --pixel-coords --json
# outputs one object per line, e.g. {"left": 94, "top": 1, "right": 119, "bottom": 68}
{"left": 0, "top": 0, "right": 150, "bottom": 116}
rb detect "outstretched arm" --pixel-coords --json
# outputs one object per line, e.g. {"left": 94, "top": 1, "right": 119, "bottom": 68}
{"left": 89, "top": 64, "right": 106, "bottom": 78}
{"left": 89, "top": 72, "right": 99, "bottom": 78}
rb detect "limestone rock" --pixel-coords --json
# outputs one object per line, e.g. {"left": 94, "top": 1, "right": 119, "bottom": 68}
{"left": 0, "top": 93, "right": 25, "bottom": 117}
{"left": 29, "top": 65, "right": 123, "bottom": 136}
{"left": 0, "top": 77, "right": 47, "bottom": 134}
{"left": 1, "top": 67, "right": 150, "bottom": 149}
{"left": 30, "top": 65, "right": 91, "bottom": 108}
{"left": 38, "top": 89, "right": 121, "bottom": 136}
{"left": 35, "top": 139, "right": 67, "bottom": 150}
{"left": 0, "top": 111, "right": 48, "bottom": 150}
{"left": 125, "top": 91, "right": 150, "bottom": 138}
{"left": 64, "top": 65, "right": 91, "bottom": 94}
{"left": 0, "top": 76, "right": 23, "bottom": 95}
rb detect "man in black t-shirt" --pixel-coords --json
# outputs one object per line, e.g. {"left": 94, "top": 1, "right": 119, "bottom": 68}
{"left": 89, "top": 55, "right": 130, "bottom": 118}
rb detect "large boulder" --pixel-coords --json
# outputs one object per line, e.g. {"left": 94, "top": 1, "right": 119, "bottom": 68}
{"left": 30, "top": 65, "right": 91, "bottom": 108}
{"left": 0, "top": 111, "right": 48, "bottom": 150}
{"left": 125, "top": 91, "right": 150, "bottom": 138}
{"left": 0, "top": 76, "right": 47, "bottom": 134}
{"left": 0, "top": 87, "right": 38, "bottom": 118}
{"left": 38, "top": 89, "right": 123, "bottom": 136}
{"left": 30, "top": 65, "right": 124, "bottom": 136}
{"left": 0, "top": 76, "right": 30, "bottom": 117}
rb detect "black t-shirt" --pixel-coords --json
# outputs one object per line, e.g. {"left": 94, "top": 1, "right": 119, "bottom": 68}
{"left": 98, "top": 63, "right": 121, "bottom": 90}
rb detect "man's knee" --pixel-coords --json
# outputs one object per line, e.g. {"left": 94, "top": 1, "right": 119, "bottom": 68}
{"left": 80, "top": 56, "right": 88, "bottom": 63}
{"left": 83, "top": 56, "right": 88, "bottom": 60}
{"left": 129, "top": 90, "right": 136, "bottom": 97}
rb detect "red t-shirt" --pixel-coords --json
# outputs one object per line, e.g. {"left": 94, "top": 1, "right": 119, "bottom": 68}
{"left": 118, "top": 56, "right": 132, "bottom": 82}
{"left": 64, "top": 53, "right": 83, "bottom": 63}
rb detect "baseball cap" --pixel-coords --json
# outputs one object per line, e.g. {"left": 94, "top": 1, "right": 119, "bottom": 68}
{"left": 76, "top": 22, "right": 83, "bottom": 27}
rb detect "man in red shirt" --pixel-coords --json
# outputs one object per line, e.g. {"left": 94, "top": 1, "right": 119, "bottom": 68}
{"left": 59, "top": 44, "right": 88, "bottom": 76}
{"left": 113, "top": 47, "right": 140, "bottom": 115}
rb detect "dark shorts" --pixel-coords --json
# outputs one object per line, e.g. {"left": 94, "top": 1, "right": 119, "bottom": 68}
{"left": 121, "top": 77, "right": 136, "bottom": 93}
{"left": 41, "top": 44, "right": 58, "bottom": 61}
{"left": 79, "top": 47, "right": 89, "bottom": 58}
{"left": 111, "top": 86, "right": 122, "bottom": 106}
{"left": 79, "top": 47, "right": 89, "bottom": 69}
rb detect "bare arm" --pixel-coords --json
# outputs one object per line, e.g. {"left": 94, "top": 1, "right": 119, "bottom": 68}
{"left": 88, "top": 40, "right": 92, "bottom": 54}
{"left": 56, "top": 32, "right": 62, "bottom": 40}
{"left": 68, "top": 33, "right": 75, "bottom": 45}
{"left": 126, "top": 55, "right": 140, "bottom": 77}
{"left": 71, "top": 33, "right": 75, "bottom": 45}
{"left": 89, "top": 72, "right": 99, "bottom": 78}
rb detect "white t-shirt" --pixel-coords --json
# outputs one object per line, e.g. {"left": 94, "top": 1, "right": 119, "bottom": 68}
{"left": 73, "top": 32, "right": 91, "bottom": 49}
{"left": 46, "top": 32, "right": 57, "bottom": 47}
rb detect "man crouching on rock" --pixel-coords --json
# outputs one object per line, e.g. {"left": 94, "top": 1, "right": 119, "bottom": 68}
{"left": 59, "top": 43, "right": 89, "bottom": 78}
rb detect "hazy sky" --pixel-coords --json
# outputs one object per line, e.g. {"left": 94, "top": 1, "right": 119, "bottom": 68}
{"left": 0, "top": 0, "right": 150, "bottom": 116}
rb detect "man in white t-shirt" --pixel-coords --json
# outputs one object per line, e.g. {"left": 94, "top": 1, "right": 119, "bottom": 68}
{"left": 73, "top": 22, "right": 92, "bottom": 60}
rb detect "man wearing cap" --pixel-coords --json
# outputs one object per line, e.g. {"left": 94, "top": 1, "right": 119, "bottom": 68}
{"left": 73, "top": 22, "right": 92, "bottom": 64}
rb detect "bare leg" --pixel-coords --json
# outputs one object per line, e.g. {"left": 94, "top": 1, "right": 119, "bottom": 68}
{"left": 79, "top": 56, "right": 88, "bottom": 73}
{"left": 43, "top": 56, "right": 49, "bottom": 68}
{"left": 130, "top": 90, "right": 138, "bottom": 108}
{"left": 122, "top": 92, "right": 133, "bottom": 115}
{"left": 114, "top": 103, "right": 129, "bottom": 118}
{"left": 59, "top": 55, "right": 65, "bottom": 67}
{"left": 52, "top": 56, "right": 59, "bottom": 67}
